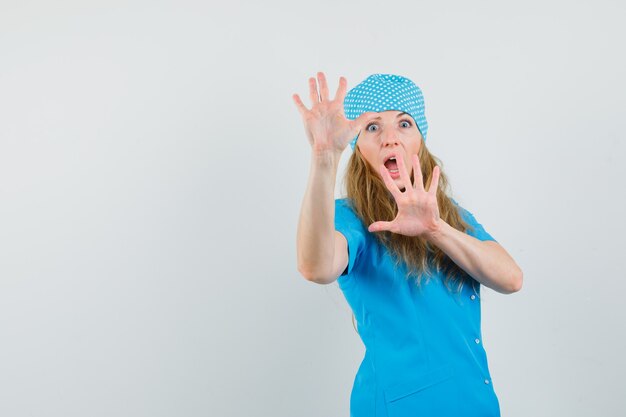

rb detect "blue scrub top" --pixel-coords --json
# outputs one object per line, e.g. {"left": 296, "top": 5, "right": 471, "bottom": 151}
{"left": 334, "top": 198, "right": 501, "bottom": 417}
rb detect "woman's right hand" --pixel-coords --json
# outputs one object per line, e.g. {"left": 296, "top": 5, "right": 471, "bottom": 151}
{"left": 293, "top": 72, "right": 376, "bottom": 155}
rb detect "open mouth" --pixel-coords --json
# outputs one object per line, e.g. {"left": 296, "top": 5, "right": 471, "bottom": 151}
{"left": 384, "top": 155, "right": 399, "bottom": 176}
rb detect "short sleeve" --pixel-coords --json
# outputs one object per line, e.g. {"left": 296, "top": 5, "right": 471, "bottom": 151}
{"left": 451, "top": 198, "right": 498, "bottom": 243}
{"left": 334, "top": 198, "right": 368, "bottom": 276}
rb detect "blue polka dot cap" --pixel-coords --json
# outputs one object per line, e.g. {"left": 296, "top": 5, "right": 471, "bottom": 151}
{"left": 344, "top": 74, "right": 428, "bottom": 150}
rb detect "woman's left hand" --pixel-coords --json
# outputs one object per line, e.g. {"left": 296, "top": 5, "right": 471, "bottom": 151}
{"left": 368, "top": 154, "right": 442, "bottom": 238}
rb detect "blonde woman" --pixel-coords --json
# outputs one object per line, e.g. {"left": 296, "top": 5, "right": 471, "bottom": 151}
{"left": 293, "top": 72, "right": 522, "bottom": 417}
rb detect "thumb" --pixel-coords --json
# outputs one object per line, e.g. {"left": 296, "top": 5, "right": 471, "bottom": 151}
{"left": 351, "top": 111, "right": 378, "bottom": 133}
{"left": 368, "top": 221, "right": 394, "bottom": 233}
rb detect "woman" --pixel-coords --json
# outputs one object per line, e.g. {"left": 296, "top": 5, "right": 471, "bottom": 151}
{"left": 293, "top": 72, "right": 522, "bottom": 417}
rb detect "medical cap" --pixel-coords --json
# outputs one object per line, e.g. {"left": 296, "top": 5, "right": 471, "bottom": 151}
{"left": 343, "top": 74, "right": 428, "bottom": 150}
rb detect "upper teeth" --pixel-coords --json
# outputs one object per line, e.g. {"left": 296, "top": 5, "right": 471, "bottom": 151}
{"left": 389, "top": 157, "right": 396, "bottom": 161}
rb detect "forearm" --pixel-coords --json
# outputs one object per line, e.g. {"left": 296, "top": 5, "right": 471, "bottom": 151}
{"left": 426, "top": 221, "right": 523, "bottom": 294}
{"left": 296, "top": 149, "right": 342, "bottom": 280}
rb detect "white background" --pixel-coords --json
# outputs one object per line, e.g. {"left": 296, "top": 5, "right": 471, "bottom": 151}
{"left": 1, "top": 0, "right": 625, "bottom": 416}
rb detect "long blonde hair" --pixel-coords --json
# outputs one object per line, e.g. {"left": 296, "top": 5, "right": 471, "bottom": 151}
{"left": 343, "top": 142, "right": 478, "bottom": 294}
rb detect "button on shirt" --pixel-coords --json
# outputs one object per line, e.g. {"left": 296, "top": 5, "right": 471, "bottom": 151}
{"left": 334, "top": 198, "right": 501, "bottom": 417}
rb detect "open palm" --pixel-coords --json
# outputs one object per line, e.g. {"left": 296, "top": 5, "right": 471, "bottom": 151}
{"left": 368, "top": 154, "right": 442, "bottom": 238}
{"left": 292, "top": 72, "right": 376, "bottom": 154}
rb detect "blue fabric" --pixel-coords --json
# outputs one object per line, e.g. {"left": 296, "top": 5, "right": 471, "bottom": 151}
{"left": 334, "top": 198, "right": 500, "bottom": 417}
{"left": 343, "top": 74, "right": 428, "bottom": 150}
{"left": 451, "top": 198, "right": 498, "bottom": 244}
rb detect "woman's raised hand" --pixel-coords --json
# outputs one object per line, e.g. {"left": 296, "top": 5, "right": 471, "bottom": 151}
{"left": 368, "top": 154, "right": 442, "bottom": 238}
{"left": 293, "top": 72, "right": 376, "bottom": 154}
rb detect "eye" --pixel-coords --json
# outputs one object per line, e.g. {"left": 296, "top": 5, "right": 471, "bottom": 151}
{"left": 366, "top": 123, "right": 379, "bottom": 132}
{"left": 400, "top": 119, "right": 412, "bottom": 128}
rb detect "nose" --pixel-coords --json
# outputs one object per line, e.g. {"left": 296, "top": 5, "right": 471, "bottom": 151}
{"left": 381, "top": 129, "right": 399, "bottom": 147}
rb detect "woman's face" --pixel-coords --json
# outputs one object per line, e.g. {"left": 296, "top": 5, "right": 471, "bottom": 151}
{"left": 356, "top": 110, "right": 423, "bottom": 190}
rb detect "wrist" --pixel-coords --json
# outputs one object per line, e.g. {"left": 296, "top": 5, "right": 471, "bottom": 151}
{"left": 424, "top": 218, "right": 449, "bottom": 244}
{"left": 311, "top": 146, "right": 343, "bottom": 167}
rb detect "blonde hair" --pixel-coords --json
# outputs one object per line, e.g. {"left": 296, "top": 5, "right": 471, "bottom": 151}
{"left": 343, "top": 142, "right": 478, "bottom": 293}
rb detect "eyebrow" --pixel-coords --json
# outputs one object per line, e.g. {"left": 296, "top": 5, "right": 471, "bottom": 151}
{"left": 370, "top": 112, "right": 409, "bottom": 120}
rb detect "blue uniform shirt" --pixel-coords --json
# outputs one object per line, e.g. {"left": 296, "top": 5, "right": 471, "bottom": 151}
{"left": 334, "top": 198, "right": 501, "bottom": 417}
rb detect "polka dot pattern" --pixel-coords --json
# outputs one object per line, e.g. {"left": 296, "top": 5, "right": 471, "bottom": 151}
{"left": 343, "top": 74, "right": 428, "bottom": 150}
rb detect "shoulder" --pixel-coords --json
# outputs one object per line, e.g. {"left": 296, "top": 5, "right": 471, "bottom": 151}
{"left": 334, "top": 198, "right": 371, "bottom": 279}
{"left": 335, "top": 197, "right": 355, "bottom": 212}
{"left": 334, "top": 198, "right": 363, "bottom": 227}
{"left": 449, "top": 197, "right": 497, "bottom": 242}
{"left": 334, "top": 198, "right": 370, "bottom": 244}
{"left": 450, "top": 197, "right": 476, "bottom": 222}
